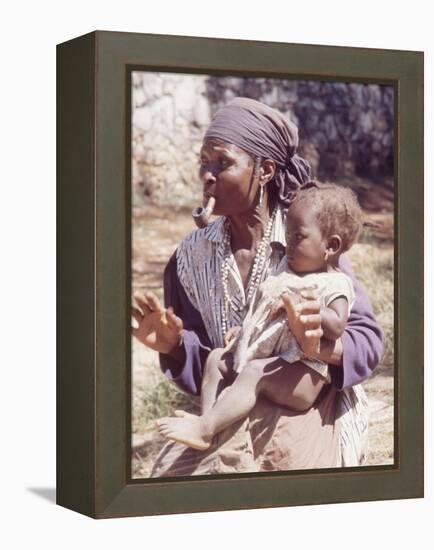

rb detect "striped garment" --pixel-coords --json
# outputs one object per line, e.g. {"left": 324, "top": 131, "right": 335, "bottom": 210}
{"left": 176, "top": 206, "right": 288, "bottom": 348}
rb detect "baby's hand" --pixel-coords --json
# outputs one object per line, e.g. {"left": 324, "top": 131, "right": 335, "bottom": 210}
{"left": 268, "top": 290, "right": 302, "bottom": 320}
{"left": 281, "top": 288, "right": 323, "bottom": 358}
{"left": 224, "top": 325, "right": 242, "bottom": 346}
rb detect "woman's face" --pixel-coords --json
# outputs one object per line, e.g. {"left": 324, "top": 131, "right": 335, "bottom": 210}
{"left": 285, "top": 201, "right": 328, "bottom": 274}
{"left": 199, "top": 139, "right": 259, "bottom": 216}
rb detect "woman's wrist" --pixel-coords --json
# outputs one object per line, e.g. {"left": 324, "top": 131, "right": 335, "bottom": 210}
{"left": 316, "top": 338, "right": 343, "bottom": 366}
{"left": 166, "top": 332, "right": 185, "bottom": 362}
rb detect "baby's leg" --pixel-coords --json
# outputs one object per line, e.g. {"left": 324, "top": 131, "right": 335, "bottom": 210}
{"left": 156, "top": 357, "right": 243, "bottom": 451}
{"left": 197, "top": 358, "right": 325, "bottom": 442}
{"left": 201, "top": 347, "right": 235, "bottom": 413}
{"left": 157, "top": 357, "right": 325, "bottom": 450}
{"left": 252, "top": 358, "right": 326, "bottom": 411}
{"left": 156, "top": 348, "right": 236, "bottom": 451}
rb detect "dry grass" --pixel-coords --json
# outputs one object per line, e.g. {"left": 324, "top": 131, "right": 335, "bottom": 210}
{"left": 347, "top": 216, "right": 395, "bottom": 466}
{"left": 132, "top": 205, "right": 395, "bottom": 476}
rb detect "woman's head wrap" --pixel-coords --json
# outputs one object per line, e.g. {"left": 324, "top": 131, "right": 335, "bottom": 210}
{"left": 204, "top": 97, "right": 311, "bottom": 206}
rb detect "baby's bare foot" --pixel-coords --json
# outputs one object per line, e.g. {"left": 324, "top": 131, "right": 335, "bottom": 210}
{"left": 156, "top": 412, "right": 213, "bottom": 450}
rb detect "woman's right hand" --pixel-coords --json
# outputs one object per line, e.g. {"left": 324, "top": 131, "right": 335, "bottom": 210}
{"left": 132, "top": 291, "right": 184, "bottom": 354}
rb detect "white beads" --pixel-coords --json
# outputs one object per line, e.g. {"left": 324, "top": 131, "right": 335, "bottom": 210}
{"left": 221, "top": 229, "right": 235, "bottom": 337}
{"left": 221, "top": 208, "right": 277, "bottom": 338}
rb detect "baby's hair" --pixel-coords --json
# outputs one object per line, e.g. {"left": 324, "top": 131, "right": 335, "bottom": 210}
{"left": 288, "top": 181, "right": 364, "bottom": 252}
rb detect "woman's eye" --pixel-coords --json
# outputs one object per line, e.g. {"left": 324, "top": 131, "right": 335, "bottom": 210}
{"left": 199, "top": 158, "right": 228, "bottom": 169}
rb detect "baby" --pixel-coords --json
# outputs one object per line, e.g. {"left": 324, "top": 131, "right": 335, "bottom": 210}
{"left": 157, "top": 183, "right": 363, "bottom": 450}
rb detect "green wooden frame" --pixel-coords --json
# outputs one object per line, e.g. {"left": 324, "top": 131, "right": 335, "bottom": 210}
{"left": 57, "top": 31, "right": 423, "bottom": 519}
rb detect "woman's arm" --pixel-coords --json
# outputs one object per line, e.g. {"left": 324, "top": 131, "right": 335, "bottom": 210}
{"left": 158, "top": 252, "right": 212, "bottom": 396}
{"left": 320, "top": 297, "right": 349, "bottom": 341}
{"left": 329, "top": 255, "right": 384, "bottom": 390}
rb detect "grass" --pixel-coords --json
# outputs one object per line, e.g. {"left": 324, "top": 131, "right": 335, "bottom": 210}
{"left": 133, "top": 375, "right": 199, "bottom": 433}
{"left": 131, "top": 340, "right": 200, "bottom": 430}
{"left": 347, "top": 228, "right": 394, "bottom": 369}
{"left": 346, "top": 223, "right": 395, "bottom": 466}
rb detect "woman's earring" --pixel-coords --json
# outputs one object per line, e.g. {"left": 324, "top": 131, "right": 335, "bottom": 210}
{"left": 259, "top": 178, "right": 265, "bottom": 206}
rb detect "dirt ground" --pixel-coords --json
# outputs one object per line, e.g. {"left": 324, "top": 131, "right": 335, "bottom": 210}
{"left": 132, "top": 204, "right": 394, "bottom": 477}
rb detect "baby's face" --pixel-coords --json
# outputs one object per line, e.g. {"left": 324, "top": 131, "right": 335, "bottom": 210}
{"left": 285, "top": 201, "right": 328, "bottom": 274}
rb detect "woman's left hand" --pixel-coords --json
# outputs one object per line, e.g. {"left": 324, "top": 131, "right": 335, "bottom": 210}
{"left": 280, "top": 289, "right": 323, "bottom": 358}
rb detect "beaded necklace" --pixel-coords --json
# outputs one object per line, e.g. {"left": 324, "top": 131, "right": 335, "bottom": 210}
{"left": 221, "top": 208, "right": 277, "bottom": 337}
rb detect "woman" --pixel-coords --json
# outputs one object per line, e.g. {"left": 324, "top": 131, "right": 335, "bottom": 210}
{"left": 132, "top": 97, "right": 383, "bottom": 475}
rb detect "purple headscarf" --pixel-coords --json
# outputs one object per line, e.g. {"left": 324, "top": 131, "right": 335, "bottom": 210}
{"left": 204, "top": 97, "right": 311, "bottom": 205}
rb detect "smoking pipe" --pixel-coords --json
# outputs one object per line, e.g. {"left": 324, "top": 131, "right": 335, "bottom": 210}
{"left": 192, "top": 196, "right": 216, "bottom": 228}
